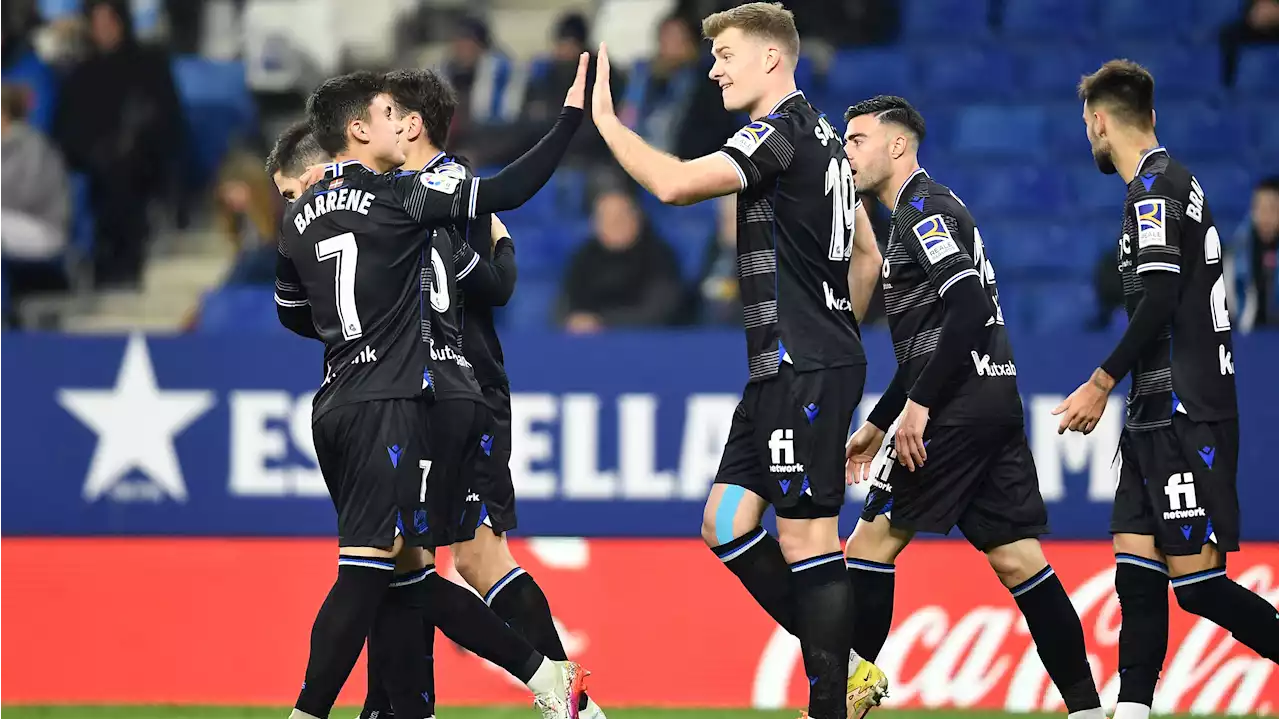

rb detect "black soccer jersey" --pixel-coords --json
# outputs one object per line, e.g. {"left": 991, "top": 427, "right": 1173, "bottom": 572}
{"left": 1115, "top": 148, "right": 1238, "bottom": 429}
{"left": 715, "top": 90, "right": 865, "bottom": 381}
{"left": 276, "top": 159, "right": 487, "bottom": 419}
{"left": 882, "top": 168, "right": 1022, "bottom": 425}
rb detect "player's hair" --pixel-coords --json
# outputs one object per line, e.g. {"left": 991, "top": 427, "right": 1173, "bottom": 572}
{"left": 383, "top": 69, "right": 458, "bottom": 149}
{"left": 1077, "top": 59, "right": 1155, "bottom": 130}
{"left": 1257, "top": 175, "right": 1279, "bottom": 193}
{"left": 844, "top": 95, "right": 927, "bottom": 142}
{"left": 306, "top": 70, "right": 386, "bottom": 156}
{"left": 0, "top": 83, "right": 28, "bottom": 122}
{"left": 266, "top": 120, "right": 327, "bottom": 177}
{"left": 701, "top": 2, "right": 800, "bottom": 65}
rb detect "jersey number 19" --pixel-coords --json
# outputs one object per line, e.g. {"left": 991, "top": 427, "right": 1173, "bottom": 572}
{"left": 825, "top": 157, "right": 856, "bottom": 261}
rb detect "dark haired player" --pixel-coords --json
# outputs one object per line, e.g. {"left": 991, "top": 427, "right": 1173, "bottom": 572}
{"left": 840, "top": 95, "right": 1104, "bottom": 719}
{"left": 267, "top": 120, "right": 327, "bottom": 203}
{"left": 277, "top": 63, "right": 590, "bottom": 719}
{"left": 352, "top": 68, "right": 607, "bottom": 719}
{"left": 589, "top": 2, "right": 884, "bottom": 716}
{"left": 1055, "top": 59, "right": 1279, "bottom": 719}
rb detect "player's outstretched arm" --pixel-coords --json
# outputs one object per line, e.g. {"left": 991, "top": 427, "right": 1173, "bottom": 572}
{"left": 591, "top": 44, "right": 743, "bottom": 206}
{"left": 274, "top": 241, "right": 319, "bottom": 339}
{"left": 848, "top": 202, "right": 882, "bottom": 323}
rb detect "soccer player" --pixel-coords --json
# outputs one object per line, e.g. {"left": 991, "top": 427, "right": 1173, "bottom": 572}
{"left": 840, "top": 95, "right": 1105, "bottom": 719}
{"left": 352, "top": 68, "right": 607, "bottom": 719}
{"left": 276, "top": 66, "right": 590, "bottom": 719}
{"left": 1054, "top": 60, "right": 1279, "bottom": 719}
{"left": 590, "top": 4, "right": 882, "bottom": 716}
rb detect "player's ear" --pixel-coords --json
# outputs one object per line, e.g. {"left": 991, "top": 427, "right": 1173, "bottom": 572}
{"left": 763, "top": 46, "right": 780, "bottom": 74}
{"left": 349, "top": 117, "right": 369, "bottom": 146}
{"left": 1150, "top": 108, "right": 1157, "bottom": 130}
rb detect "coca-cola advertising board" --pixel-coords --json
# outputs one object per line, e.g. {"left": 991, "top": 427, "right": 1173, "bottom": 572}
{"left": 3, "top": 537, "right": 1275, "bottom": 712}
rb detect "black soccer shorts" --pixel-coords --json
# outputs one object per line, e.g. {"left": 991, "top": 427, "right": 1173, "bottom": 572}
{"left": 475, "top": 383, "right": 518, "bottom": 535}
{"left": 858, "top": 419, "right": 1049, "bottom": 551}
{"left": 312, "top": 398, "right": 434, "bottom": 549}
{"left": 714, "top": 363, "right": 865, "bottom": 520}
{"left": 1110, "top": 415, "right": 1241, "bottom": 556}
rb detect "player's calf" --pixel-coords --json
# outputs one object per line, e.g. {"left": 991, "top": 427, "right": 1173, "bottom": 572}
{"left": 1167, "top": 543, "right": 1279, "bottom": 663}
{"left": 987, "top": 538, "right": 1103, "bottom": 719}
{"left": 1111, "top": 536, "right": 1171, "bottom": 719}
{"left": 779, "top": 516, "right": 850, "bottom": 719}
{"left": 702, "top": 484, "right": 796, "bottom": 633}
{"left": 843, "top": 516, "right": 909, "bottom": 664}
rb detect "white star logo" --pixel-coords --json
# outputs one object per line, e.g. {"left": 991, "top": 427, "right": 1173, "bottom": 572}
{"left": 57, "top": 334, "right": 215, "bottom": 503}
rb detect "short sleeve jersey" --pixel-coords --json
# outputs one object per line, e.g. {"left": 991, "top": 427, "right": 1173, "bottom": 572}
{"left": 276, "top": 160, "right": 485, "bottom": 418}
{"left": 1115, "top": 147, "right": 1238, "bottom": 429}
{"left": 714, "top": 91, "right": 865, "bottom": 381}
{"left": 882, "top": 169, "right": 1023, "bottom": 425}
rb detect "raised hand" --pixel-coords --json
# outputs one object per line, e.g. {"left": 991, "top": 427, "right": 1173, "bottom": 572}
{"left": 592, "top": 43, "right": 616, "bottom": 122}
{"left": 564, "top": 51, "right": 590, "bottom": 109}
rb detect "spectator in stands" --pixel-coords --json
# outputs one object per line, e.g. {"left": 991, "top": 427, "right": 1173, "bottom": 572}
{"left": 445, "top": 15, "right": 519, "bottom": 166}
{"left": 0, "top": 3, "right": 56, "bottom": 133}
{"left": 559, "top": 188, "right": 683, "bottom": 333}
{"left": 52, "top": 0, "right": 182, "bottom": 289}
{"left": 696, "top": 195, "right": 741, "bottom": 325}
{"left": 1220, "top": 0, "right": 1279, "bottom": 86}
{"left": 519, "top": 11, "right": 622, "bottom": 166}
{"left": 619, "top": 13, "right": 738, "bottom": 160}
{"left": 214, "top": 150, "right": 282, "bottom": 286}
{"left": 1, "top": 83, "right": 71, "bottom": 303}
{"left": 1227, "top": 176, "right": 1278, "bottom": 331}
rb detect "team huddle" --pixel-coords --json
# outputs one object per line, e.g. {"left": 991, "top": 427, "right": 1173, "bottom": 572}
{"left": 270, "top": 3, "right": 1278, "bottom": 719}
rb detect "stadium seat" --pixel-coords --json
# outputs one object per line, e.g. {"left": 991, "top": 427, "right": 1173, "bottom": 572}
{"left": 944, "top": 162, "right": 1070, "bottom": 218}
{"left": 1001, "top": 0, "right": 1097, "bottom": 40}
{"left": 1016, "top": 45, "right": 1108, "bottom": 100}
{"left": 1109, "top": 43, "right": 1222, "bottom": 100}
{"left": 902, "top": 0, "right": 990, "bottom": 38}
{"left": 1191, "top": 0, "right": 1245, "bottom": 41}
{"left": 826, "top": 48, "right": 915, "bottom": 99}
{"left": 197, "top": 286, "right": 283, "bottom": 334}
{"left": 952, "top": 105, "right": 1045, "bottom": 155}
{"left": 1244, "top": 101, "right": 1279, "bottom": 162}
{"left": 999, "top": 278, "right": 1097, "bottom": 335}
{"left": 914, "top": 45, "right": 1017, "bottom": 101}
{"left": 497, "top": 279, "right": 560, "bottom": 330}
{"left": 1, "top": 49, "right": 58, "bottom": 134}
{"left": 1156, "top": 102, "right": 1250, "bottom": 159}
{"left": 982, "top": 220, "right": 1093, "bottom": 274}
{"left": 1099, "top": 0, "right": 1194, "bottom": 38}
{"left": 1234, "top": 47, "right": 1279, "bottom": 93}
{"left": 172, "top": 57, "right": 256, "bottom": 185}
{"left": 1067, "top": 163, "right": 1124, "bottom": 213}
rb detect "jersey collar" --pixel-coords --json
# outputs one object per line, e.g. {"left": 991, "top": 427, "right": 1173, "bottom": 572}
{"left": 422, "top": 151, "right": 448, "bottom": 171}
{"left": 325, "top": 159, "right": 370, "bottom": 178}
{"left": 892, "top": 167, "right": 930, "bottom": 210}
{"left": 765, "top": 89, "right": 805, "bottom": 117}
{"left": 1135, "top": 146, "right": 1167, "bottom": 177}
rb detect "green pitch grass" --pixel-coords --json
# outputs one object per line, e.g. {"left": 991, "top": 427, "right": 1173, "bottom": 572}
{"left": 0, "top": 709, "right": 1243, "bottom": 719}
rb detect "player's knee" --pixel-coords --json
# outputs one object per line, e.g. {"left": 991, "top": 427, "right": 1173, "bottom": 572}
{"left": 1172, "top": 573, "right": 1222, "bottom": 616}
{"left": 452, "top": 538, "right": 486, "bottom": 587}
{"left": 1113, "top": 532, "right": 1162, "bottom": 562}
{"left": 985, "top": 538, "right": 1047, "bottom": 586}
{"left": 845, "top": 516, "right": 908, "bottom": 565}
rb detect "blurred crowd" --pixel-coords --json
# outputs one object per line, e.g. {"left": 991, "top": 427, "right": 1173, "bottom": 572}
{"left": 1, "top": 0, "right": 1276, "bottom": 334}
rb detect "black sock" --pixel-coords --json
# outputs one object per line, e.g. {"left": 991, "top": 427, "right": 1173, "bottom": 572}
{"left": 846, "top": 558, "right": 895, "bottom": 662}
{"left": 295, "top": 556, "right": 395, "bottom": 719}
{"left": 487, "top": 567, "right": 590, "bottom": 710}
{"left": 408, "top": 569, "right": 544, "bottom": 682}
{"left": 1115, "top": 554, "right": 1170, "bottom": 707}
{"left": 711, "top": 527, "right": 795, "bottom": 634}
{"left": 791, "top": 553, "right": 852, "bottom": 718}
{"left": 366, "top": 569, "right": 435, "bottom": 718}
{"left": 1010, "top": 566, "right": 1101, "bottom": 714}
{"left": 1173, "top": 568, "right": 1280, "bottom": 663}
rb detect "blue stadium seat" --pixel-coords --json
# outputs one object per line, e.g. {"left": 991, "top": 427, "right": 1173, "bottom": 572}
{"left": 1099, "top": 0, "right": 1194, "bottom": 37}
{"left": 1017, "top": 45, "right": 1110, "bottom": 100}
{"left": 1041, "top": 101, "right": 1093, "bottom": 157}
{"left": 1067, "top": 163, "right": 1124, "bottom": 213}
{"left": 1191, "top": 163, "right": 1255, "bottom": 212}
{"left": 944, "top": 162, "right": 1070, "bottom": 218}
{"left": 982, "top": 221, "right": 1093, "bottom": 273}
{"left": 1000, "top": 279, "right": 1096, "bottom": 335}
{"left": 1001, "top": 0, "right": 1097, "bottom": 40}
{"left": 1191, "top": 0, "right": 1244, "bottom": 40}
{"left": 826, "top": 48, "right": 915, "bottom": 99}
{"left": 1, "top": 49, "right": 58, "bottom": 134}
{"left": 1156, "top": 102, "right": 1250, "bottom": 159}
{"left": 497, "top": 279, "right": 560, "bottom": 330}
{"left": 952, "top": 105, "right": 1046, "bottom": 155}
{"left": 1244, "top": 101, "right": 1279, "bottom": 162}
{"left": 902, "top": 0, "right": 990, "bottom": 38}
{"left": 172, "top": 57, "right": 256, "bottom": 185}
{"left": 914, "top": 45, "right": 1017, "bottom": 100}
{"left": 1235, "top": 47, "right": 1279, "bottom": 93}
{"left": 197, "top": 286, "right": 283, "bottom": 334}
{"left": 1110, "top": 44, "right": 1222, "bottom": 100}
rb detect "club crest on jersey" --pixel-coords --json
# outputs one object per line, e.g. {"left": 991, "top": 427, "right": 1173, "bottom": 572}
{"left": 912, "top": 214, "right": 959, "bottom": 265}
{"left": 1135, "top": 198, "right": 1166, "bottom": 248}
{"left": 725, "top": 121, "right": 775, "bottom": 157}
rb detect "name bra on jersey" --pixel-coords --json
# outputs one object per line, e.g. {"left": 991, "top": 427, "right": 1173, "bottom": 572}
{"left": 292, "top": 185, "right": 376, "bottom": 235}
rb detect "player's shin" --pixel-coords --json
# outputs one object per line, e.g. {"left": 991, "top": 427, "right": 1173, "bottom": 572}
{"left": 1172, "top": 568, "right": 1280, "bottom": 662}
{"left": 708, "top": 525, "right": 797, "bottom": 633}
{"left": 367, "top": 567, "right": 436, "bottom": 717}
{"left": 294, "top": 554, "right": 396, "bottom": 719}
{"left": 845, "top": 558, "right": 894, "bottom": 662}
{"left": 1113, "top": 554, "right": 1171, "bottom": 719}
{"left": 1005, "top": 564, "right": 1102, "bottom": 718}
{"left": 791, "top": 552, "right": 853, "bottom": 718}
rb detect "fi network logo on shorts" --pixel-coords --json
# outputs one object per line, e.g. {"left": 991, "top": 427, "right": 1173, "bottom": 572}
{"left": 1162, "top": 472, "right": 1206, "bottom": 520}
{"left": 767, "top": 429, "right": 804, "bottom": 474}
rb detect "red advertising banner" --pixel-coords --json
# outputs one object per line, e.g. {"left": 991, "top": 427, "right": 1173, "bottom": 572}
{"left": 3, "top": 538, "right": 1275, "bottom": 712}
